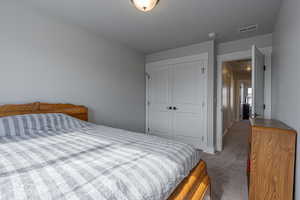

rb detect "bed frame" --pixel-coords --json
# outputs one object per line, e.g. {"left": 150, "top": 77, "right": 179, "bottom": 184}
{"left": 0, "top": 102, "right": 88, "bottom": 121}
{"left": 0, "top": 102, "right": 212, "bottom": 200}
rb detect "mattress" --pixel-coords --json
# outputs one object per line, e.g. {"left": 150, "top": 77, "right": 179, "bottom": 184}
{"left": 0, "top": 113, "right": 201, "bottom": 200}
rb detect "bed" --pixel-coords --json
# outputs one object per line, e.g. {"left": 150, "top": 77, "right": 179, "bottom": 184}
{"left": 0, "top": 102, "right": 211, "bottom": 200}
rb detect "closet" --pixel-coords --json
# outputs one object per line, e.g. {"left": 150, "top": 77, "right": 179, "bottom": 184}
{"left": 146, "top": 53, "right": 208, "bottom": 149}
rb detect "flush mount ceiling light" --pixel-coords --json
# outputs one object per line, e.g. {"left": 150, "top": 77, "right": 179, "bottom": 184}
{"left": 130, "top": 0, "right": 160, "bottom": 12}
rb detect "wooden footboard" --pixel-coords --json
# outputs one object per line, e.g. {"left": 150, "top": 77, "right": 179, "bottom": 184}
{"left": 168, "top": 160, "right": 211, "bottom": 200}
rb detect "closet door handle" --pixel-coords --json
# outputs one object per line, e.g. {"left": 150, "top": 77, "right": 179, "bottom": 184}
{"left": 173, "top": 107, "right": 177, "bottom": 110}
{"left": 167, "top": 106, "right": 172, "bottom": 110}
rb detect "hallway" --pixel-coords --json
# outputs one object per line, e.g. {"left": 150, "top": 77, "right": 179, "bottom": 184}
{"left": 200, "top": 121, "right": 250, "bottom": 200}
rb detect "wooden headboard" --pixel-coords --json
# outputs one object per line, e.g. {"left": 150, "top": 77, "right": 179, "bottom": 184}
{"left": 0, "top": 102, "right": 88, "bottom": 121}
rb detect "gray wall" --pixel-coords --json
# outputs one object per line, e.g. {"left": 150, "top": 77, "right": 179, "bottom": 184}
{"left": 0, "top": 1, "right": 145, "bottom": 132}
{"left": 272, "top": 0, "right": 300, "bottom": 198}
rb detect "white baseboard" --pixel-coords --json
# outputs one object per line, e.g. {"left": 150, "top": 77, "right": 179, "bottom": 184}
{"left": 223, "top": 120, "right": 235, "bottom": 136}
{"left": 223, "top": 128, "right": 229, "bottom": 136}
{"left": 203, "top": 147, "right": 215, "bottom": 154}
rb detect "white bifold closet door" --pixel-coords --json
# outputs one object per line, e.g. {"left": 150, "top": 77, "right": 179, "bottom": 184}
{"left": 146, "top": 54, "right": 208, "bottom": 149}
{"left": 147, "top": 65, "right": 172, "bottom": 139}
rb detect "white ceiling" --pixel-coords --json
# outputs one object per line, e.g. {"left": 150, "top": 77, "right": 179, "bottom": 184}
{"left": 23, "top": 0, "right": 281, "bottom": 53}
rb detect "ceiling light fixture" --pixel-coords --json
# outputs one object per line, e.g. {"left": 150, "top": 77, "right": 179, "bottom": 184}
{"left": 130, "top": 0, "right": 160, "bottom": 12}
{"left": 246, "top": 65, "right": 252, "bottom": 71}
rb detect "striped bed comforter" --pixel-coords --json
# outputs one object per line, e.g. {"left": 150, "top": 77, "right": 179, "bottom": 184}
{"left": 0, "top": 113, "right": 201, "bottom": 200}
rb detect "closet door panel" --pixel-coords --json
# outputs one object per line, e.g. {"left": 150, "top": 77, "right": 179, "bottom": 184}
{"left": 148, "top": 67, "right": 169, "bottom": 104}
{"left": 148, "top": 66, "right": 172, "bottom": 137}
{"left": 171, "top": 60, "right": 207, "bottom": 142}
{"left": 173, "top": 113, "right": 202, "bottom": 138}
{"left": 172, "top": 62, "right": 202, "bottom": 105}
{"left": 148, "top": 110, "right": 171, "bottom": 136}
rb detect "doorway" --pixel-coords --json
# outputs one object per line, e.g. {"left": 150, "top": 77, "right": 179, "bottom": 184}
{"left": 221, "top": 59, "right": 252, "bottom": 135}
{"left": 216, "top": 46, "right": 268, "bottom": 152}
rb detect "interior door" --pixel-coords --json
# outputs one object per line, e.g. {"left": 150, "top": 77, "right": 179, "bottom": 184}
{"left": 251, "top": 45, "right": 265, "bottom": 118}
{"left": 147, "top": 66, "right": 172, "bottom": 138}
{"left": 171, "top": 60, "right": 207, "bottom": 148}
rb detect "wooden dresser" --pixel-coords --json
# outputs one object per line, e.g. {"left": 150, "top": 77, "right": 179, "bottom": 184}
{"left": 248, "top": 118, "right": 296, "bottom": 200}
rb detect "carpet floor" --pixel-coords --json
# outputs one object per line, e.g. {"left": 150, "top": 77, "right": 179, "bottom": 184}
{"left": 200, "top": 121, "right": 250, "bottom": 200}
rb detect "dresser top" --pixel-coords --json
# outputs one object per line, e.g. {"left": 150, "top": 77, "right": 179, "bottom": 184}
{"left": 250, "top": 118, "right": 295, "bottom": 131}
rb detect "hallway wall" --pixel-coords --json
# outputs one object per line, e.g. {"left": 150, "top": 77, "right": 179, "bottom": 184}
{"left": 222, "top": 61, "right": 251, "bottom": 134}
{"left": 222, "top": 62, "right": 235, "bottom": 134}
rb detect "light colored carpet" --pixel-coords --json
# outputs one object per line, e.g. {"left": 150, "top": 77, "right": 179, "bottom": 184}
{"left": 200, "top": 121, "right": 249, "bottom": 200}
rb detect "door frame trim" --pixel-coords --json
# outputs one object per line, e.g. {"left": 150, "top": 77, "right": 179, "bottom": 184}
{"left": 146, "top": 53, "right": 209, "bottom": 69}
{"left": 216, "top": 47, "right": 272, "bottom": 152}
{"left": 145, "top": 53, "right": 209, "bottom": 151}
